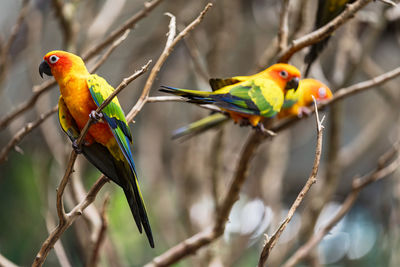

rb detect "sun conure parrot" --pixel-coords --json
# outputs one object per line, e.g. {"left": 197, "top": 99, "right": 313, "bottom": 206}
{"left": 160, "top": 63, "right": 301, "bottom": 136}
{"left": 171, "top": 78, "right": 331, "bottom": 139}
{"left": 278, "top": 78, "right": 333, "bottom": 118}
{"left": 304, "top": 0, "right": 354, "bottom": 76}
{"left": 39, "top": 50, "right": 154, "bottom": 248}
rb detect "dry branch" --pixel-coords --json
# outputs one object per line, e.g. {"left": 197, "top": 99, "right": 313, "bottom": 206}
{"left": 0, "top": 252, "right": 19, "bottom": 267}
{"left": 87, "top": 195, "right": 110, "bottom": 267}
{"left": 278, "top": 0, "right": 290, "bottom": 52}
{"left": 258, "top": 100, "right": 325, "bottom": 267}
{"left": 0, "top": 105, "right": 58, "bottom": 163}
{"left": 282, "top": 146, "right": 400, "bottom": 267}
{"left": 126, "top": 3, "right": 213, "bottom": 122}
{"left": 278, "top": 0, "right": 373, "bottom": 63}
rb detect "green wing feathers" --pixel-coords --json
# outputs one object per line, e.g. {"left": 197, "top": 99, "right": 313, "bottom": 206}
{"left": 86, "top": 74, "right": 154, "bottom": 247}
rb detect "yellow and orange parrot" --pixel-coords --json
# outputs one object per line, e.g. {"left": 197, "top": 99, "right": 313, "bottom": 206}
{"left": 279, "top": 78, "right": 332, "bottom": 118}
{"left": 171, "top": 78, "right": 332, "bottom": 139}
{"left": 39, "top": 50, "right": 154, "bottom": 247}
{"left": 161, "top": 63, "right": 301, "bottom": 137}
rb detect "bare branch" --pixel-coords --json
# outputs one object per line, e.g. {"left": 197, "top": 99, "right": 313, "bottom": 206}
{"left": 0, "top": 0, "right": 29, "bottom": 83}
{"left": 87, "top": 195, "right": 110, "bottom": 267}
{"left": 146, "top": 131, "right": 265, "bottom": 266}
{"left": 126, "top": 3, "right": 213, "bottom": 122}
{"left": 0, "top": 252, "right": 19, "bottom": 267}
{"left": 278, "top": 0, "right": 373, "bottom": 63}
{"left": 257, "top": 100, "right": 325, "bottom": 267}
{"left": 0, "top": 105, "right": 58, "bottom": 163}
{"left": 282, "top": 147, "right": 400, "bottom": 267}
{"left": 278, "top": 0, "right": 291, "bottom": 52}
{"left": 82, "top": 0, "right": 165, "bottom": 61}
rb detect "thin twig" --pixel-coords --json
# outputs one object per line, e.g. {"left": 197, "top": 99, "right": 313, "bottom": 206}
{"left": 282, "top": 147, "right": 400, "bottom": 267}
{"left": 0, "top": 252, "right": 19, "bottom": 267}
{"left": 0, "top": 0, "right": 29, "bottom": 84}
{"left": 278, "top": 0, "right": 291, "bottom": 52}
{"left": 145, "top": 131, "right": 265, "bottom": 267}
{"left": 32, "top": 62, "right": 151, "bottom": 267}
{"left": 278, "top": 0, "right": 373, "bottom": 62}
{"left": 126, "top": 3, "right": 213, "bottom": 122}
{"left": 82, "top": 0, "right": 164, "bottom": 60}
{"left": 87, "top": 195, "right": 111, "bottom": 267}
{"left": 257, "top": 100, "right": 325, "bottom": 267}
{"left": 0, "top": 105, "right": 58, "bottom": 163}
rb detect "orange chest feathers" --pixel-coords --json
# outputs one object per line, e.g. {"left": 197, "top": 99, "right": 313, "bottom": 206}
{"left": 59, "top": 76, "right": 114, "bottom": 146}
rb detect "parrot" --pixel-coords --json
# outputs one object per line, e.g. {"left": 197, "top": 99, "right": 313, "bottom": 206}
{"left": 171, "top": 78, "right": 332, "bottom": 139}
{"left": 278, "top": 78, "right": 333, "bottom": 118}
{"left": 39, "top": 50, "right": 154, "bottom": 248}
{"left": 304, "top": 0, "right": 354, "bottom": 76}
{"left": 160, "top": 63, "right": 301, "bottom": 136}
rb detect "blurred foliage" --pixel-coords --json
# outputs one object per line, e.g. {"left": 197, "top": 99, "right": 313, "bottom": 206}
{"left": 0, "top": 0, "right": 400, "bottom": 266}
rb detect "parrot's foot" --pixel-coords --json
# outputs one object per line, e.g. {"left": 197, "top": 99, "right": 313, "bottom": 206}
{"left": 297, "top": 107, "right": 312, "bottom": 118}
{"left": 256, "top": 123, "right": 276, "bottom": 137}
{"left": 72, "top": 140, "right": 83, "bottom": 154}
{"left": 89, "top": 110, "right": 103, "bottom": 122}
{"left": 239, "top": 119, "right": 251, "bottom": 127}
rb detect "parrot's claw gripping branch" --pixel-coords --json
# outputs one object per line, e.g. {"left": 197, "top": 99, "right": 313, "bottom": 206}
{"left": 89, "top": 110, "right": 103, "bottom": 122}
{"left": 256, "top": 123, "right": 277, "bottom": 137}
{"left": 72, "top": 140, "right": 83, "bottom": 154}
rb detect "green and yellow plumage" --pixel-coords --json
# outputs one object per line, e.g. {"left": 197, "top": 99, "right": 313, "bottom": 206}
{"left": 161, "top": 63, "right": 301, "bottom": 128}
{"left": 41, "top": 50, "right": 153, "bottom": 247}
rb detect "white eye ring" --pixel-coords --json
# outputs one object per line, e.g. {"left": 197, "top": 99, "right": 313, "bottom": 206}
{"left": 279, "top": 70, "right": 288, "bottom": 79}
{"left": 318, "top": 87, "right": 326, "bottom": 98}
{"left": 49, "top": 55, "right": 59, "bottom": 64}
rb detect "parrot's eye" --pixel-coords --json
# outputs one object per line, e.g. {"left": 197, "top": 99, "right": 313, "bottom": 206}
{"left": 279, "top": 70, "right": 288, "bottom": 79}
{"left": 49, "top": 55, "right": 59, "bottom": 64}
{"left": 318, "top": 87, "right": 326, "bottom": 98}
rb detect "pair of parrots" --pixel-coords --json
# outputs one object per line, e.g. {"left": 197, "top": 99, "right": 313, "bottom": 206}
{"left": 39, "top": 51, "right": 332, "bottom": 248}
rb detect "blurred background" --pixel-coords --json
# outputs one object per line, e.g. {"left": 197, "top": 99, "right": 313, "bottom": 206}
{"left": 0, "top": 0, "right": 399, "bottom": 266}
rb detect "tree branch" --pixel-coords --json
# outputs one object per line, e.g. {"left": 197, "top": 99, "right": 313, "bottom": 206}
{"left": 126, "top": 3, "right": 213, "bottom": 122}
{"left": 278, "top": 0, "right": 373, "bottom": 63}
{"left": 282, "top": 145, "right": 400, "bottom": 267}
{"left": 257, "top": 100, "right": 325, "bottom": 267}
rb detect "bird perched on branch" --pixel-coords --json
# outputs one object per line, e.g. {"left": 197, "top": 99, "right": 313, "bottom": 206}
{"left": 39, "top": 50, "right": 154, "bottom": 248}
{"left": 170, "top": 78, "right": 332, "bottom": 139}
{"left": 278, "top": 78, "right": 333, "bottom": 118}
{"left": 161, "top": 63, "right": 301, "bottom": 137}
{"left": 304, "top": 0, "right": 354, "bottom": 76}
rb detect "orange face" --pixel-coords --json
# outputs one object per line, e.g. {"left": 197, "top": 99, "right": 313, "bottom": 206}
{"left": 266, "top": 63, "right": 301, "bottom": 91}
{"left": 39, "top": 50, "right": 87, "bottom": 81}
{"left": 299, "top": 79, "right": 333, "bottom": 106}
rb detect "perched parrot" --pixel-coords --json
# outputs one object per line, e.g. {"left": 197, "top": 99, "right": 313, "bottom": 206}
{"left": 278, "top": 78, "right": 333, "bottom": 118}
{"left": 171, "top": 78, "right": 332, "bottom": 139}
{"left": 39, "top": 50, "right": 154, "bottom": 247}
{"left": 304, "top": 0, "right": 354, "bottom": 76}
{"left": 161, "top": 63, "right": 301, "bottom": 136}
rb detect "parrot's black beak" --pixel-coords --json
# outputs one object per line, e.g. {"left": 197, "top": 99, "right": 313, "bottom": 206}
{"left": 285, "top": 77, "right": 300, "bottom": 91}
{"left": 39, "top": 60, "right": 52, "bottom": 78}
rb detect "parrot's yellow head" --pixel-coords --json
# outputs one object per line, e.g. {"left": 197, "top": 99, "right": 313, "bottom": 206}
{"left": 39, "top": 50, "right": 88, "bottom": 81}
{"left": 265, "top": 63, "right": 301, "bottom": 92}
{"left": 299, "top": 78, "right": 333, "bottom": 105}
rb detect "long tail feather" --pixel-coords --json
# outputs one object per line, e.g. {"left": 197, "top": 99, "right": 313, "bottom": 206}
{"left": 172, "top": 113, "right": 229, "bottom": 139}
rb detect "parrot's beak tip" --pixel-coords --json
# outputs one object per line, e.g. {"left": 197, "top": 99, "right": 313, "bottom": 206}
{"left": 39, "top": 60, "right": 52, "bottom": 78}
{"left": 285, "top": 77, "right": 300, "bottom": 91}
